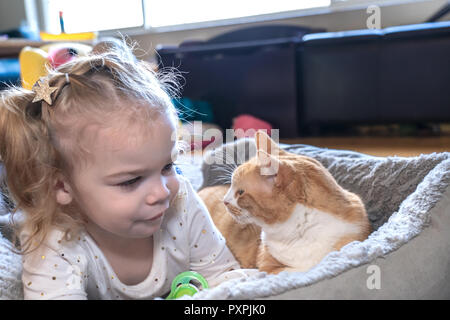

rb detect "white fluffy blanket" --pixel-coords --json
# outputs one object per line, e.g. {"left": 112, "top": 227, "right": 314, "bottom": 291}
{"left": 0, "top": 217, "right": 22, "bottom": 300}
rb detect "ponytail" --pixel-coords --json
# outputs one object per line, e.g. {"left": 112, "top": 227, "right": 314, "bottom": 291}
{"left": 0, "top": 86, "right": 59, "bottom": 252}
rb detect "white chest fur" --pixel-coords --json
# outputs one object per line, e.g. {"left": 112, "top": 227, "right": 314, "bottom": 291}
{"left": 260, "top": 204, "right": 361, "bottom": 272}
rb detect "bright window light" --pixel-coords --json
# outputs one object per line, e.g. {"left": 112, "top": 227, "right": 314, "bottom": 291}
{"left": 146, "top": 0, "right": 331, "bottom": 28}
{"left": 45, "top": 0, "right": 144, "bottom": 33}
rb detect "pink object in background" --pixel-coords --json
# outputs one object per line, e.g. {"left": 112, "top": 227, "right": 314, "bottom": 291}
{"left": 48, "top": 47, "right": 77, "bottom": 68}
{"left": 232, "top": 114, "right": 273, "bottom": 138}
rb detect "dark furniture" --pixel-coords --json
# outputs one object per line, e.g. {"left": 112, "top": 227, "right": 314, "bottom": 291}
{"left": 156, "top": 25, "right": 324, "bottom": 138}
{"left": 156, "top": 21, "right": 450, "bottom": 138}
{"left": 300, "top": 21, "right": 450, "bottom": 135}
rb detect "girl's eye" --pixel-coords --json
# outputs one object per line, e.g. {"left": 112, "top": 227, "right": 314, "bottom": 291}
{"left": 118, "top": 176, "right": 141, "bottom": 189}
{"left": 163, "top": 162, "right": 174, "bottom": 173}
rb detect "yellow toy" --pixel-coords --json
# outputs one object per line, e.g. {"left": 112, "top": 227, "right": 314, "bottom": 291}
{"left": 19, "top": 42, "right": 92, "bottom": 89}
{"left": 19, "top": 10, "right": 97, "bottom": 89}
{"left": 40, "top": 31, "right": 97, "bottom": 42}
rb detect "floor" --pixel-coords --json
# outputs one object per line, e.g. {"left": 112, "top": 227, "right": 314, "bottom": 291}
{"left": 279, "top": 136, "right": 450, "bottom": 157}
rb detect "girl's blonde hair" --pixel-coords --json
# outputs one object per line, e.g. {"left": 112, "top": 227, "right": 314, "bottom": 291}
{"left": 0, "top": 40, "right": 181, "bottom": 254}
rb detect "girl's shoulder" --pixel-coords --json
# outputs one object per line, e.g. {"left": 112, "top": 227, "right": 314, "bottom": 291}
{"left": 20, "top": 224, "right": 86, "bottom": 262}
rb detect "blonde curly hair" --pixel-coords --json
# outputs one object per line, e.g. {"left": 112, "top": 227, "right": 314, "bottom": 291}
{"left": 0, "top": 40, "right": 181, "bottom": 254}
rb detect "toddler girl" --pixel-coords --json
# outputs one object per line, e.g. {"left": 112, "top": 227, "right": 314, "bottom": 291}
{"left": 0, "top": 42, "right": 243, "bottom": 299}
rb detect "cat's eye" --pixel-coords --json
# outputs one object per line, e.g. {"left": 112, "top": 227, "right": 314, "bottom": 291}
{"left": 236, "top": 189, "right": 245, "bottom": 197}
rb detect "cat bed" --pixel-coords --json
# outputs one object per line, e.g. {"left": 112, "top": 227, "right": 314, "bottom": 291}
{"left": 188, "top": 139, "right": 450, "bottom": 299}
{"left": 1, "top": 140, "right": 449, "bottom": 299}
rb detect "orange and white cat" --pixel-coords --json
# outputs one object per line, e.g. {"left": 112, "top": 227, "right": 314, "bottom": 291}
{"left": 198, "top": 131, "right": 371, "bottom": 274}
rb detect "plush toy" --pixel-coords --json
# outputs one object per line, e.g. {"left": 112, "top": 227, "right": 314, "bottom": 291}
{"left": 232, "top": 114, "right": 273, "bottom": 139}
{"left": 19, "top": 42, "right": 92, "bottom": 89}
{"left": 47, "top": 46, "right": 78, "bottom": 68}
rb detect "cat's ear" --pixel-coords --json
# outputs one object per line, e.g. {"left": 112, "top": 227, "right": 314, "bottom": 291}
{"left": 255, "top": 130, "right": 280, "bottom": 155}
{"left": 257, "top": 149, "right": 280, "bottom": 177}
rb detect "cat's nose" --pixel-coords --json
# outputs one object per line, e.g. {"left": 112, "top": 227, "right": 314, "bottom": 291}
{"left": 223, "top": 200, "right": 230, "bottom": 206}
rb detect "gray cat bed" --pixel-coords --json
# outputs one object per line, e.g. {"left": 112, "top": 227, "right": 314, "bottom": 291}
{"left": 189, "top": 139, "right": 450, "bottom": 299}
{"left": 1, "top": 139, "right": 450, "bottom": 299}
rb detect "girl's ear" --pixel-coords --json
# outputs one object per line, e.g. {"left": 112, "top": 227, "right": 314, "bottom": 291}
{"left": 54, "top": 174, "right": 74, "bottom": 205}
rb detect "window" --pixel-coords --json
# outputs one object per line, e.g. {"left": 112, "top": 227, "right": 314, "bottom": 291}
{"left": 37, "top": 0, "right": 331, "bottom": 33}
{"left": 144, "top": 0, "right": 331, "bottom": 28}
{"left": 37, "top": 0, "right": 412, "bottom": 34}
{"left": 42, "top": 0, "right": 144, "bottom": 34}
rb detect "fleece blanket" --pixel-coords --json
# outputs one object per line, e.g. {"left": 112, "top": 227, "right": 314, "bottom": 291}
{"left": 1, "top": 140, "right": 449, "bottom": 299}
{"left": 0, "top": 213, "right": 22, "bottom": 299}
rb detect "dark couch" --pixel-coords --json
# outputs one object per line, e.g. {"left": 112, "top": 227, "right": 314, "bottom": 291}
{"left": 157, "top": 21, "right": 450, "bottom": 138}
{"left": 301, "top": 21, "right": 450, "bottom": 135}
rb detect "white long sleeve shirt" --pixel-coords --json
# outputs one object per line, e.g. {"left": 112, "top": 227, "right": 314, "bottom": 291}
{"left": 20, "top": 176, "right": 244, "bottom": 299}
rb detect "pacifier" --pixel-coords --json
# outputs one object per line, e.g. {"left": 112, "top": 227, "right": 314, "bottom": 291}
{"left": 165, "top": 271, "right": 209, "bottom": 299}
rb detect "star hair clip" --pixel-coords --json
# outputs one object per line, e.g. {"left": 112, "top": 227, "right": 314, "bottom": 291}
{"left": 32, "top": 77, "right": 58, "bottom": 105}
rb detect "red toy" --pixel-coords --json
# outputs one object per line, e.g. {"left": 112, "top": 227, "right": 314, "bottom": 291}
{"left": 232, "top": 114, "right": 273, "bottom": 139}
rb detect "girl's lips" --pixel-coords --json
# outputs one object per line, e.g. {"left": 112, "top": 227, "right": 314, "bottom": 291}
{"left": 146, "top": 211, "right": 164, "bottom": 221}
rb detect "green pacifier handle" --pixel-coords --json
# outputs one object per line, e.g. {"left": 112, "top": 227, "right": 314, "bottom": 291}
{"left": 166, "top": 271, "right": 209, "bottom": 300}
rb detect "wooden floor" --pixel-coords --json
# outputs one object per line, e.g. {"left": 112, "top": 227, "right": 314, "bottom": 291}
{"left": 280, "top": 136, "right": 450, "bottom": 157}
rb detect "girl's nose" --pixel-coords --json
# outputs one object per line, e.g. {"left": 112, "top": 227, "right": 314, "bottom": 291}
{"left": 146, "top": 178, "right": 170, "bottom": 205}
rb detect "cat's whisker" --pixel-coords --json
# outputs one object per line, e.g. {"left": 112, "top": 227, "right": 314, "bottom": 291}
{"left": 212, "top": 150, "right": 233, "bottom": 166}
{"left": 211, "top": 170, "right": 233, "bottom": 183}
{"left": 221, "top": 166, "right": 236, "bottom": 175}
{"left": 221, "top": 150, "right": 239, "bottom": 166}
{"left": 221, "top": 163, "right": 238, "bottom": 173}
{"left": 210, "top": 176, "right": 232, "bottom": 186}
{"left": 212, "top": 163, "right": 236, "bottom": 175}
{"left": 211, "top": 166, "right": 233, "bottom": 174}
{"left": 223, "top": 166, "right": 236, "bottom": 176}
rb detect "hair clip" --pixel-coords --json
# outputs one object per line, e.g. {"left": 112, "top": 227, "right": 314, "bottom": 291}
{"left": 32, "top": 77, "right": 58, "bottom": 105}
